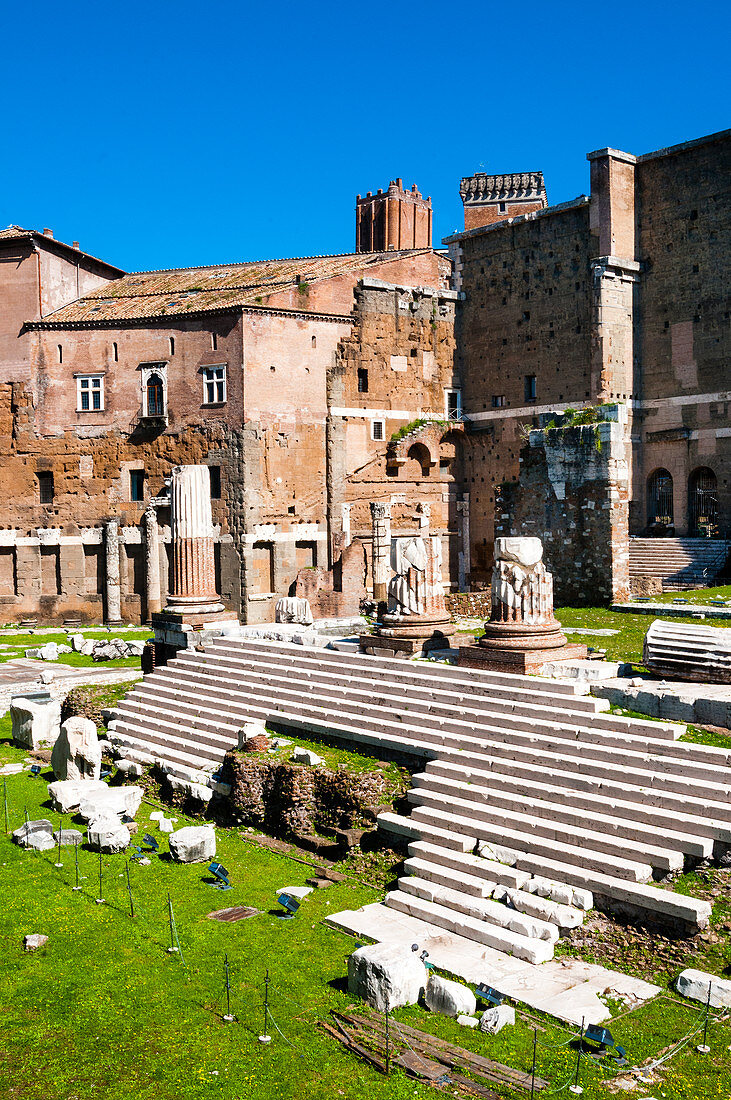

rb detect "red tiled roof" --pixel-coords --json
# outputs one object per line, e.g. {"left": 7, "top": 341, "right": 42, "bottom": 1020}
{"left": 34, "top": 249, "right": 435, "bottom": 324}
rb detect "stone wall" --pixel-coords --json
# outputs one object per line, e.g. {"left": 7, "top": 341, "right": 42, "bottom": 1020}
{"left": 495, "top": 414, "right": 630, "bottom": 607}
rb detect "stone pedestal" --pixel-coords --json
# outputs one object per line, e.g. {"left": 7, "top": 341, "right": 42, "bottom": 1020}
{"left": 104, "top": 519, "right": 122, "bottom": 626}
{"left": 144, "top": 504, "right": 162, "bottom": 619}
{"left": 458, "top": 536, "right": 585, "bottom": 673}
{"left": 153, "top": 465, "right": 236, "bottom": 664}
{"left": 361, "top": 506, "right": 455, "bottom": 657}
{"left": 370, "top": 501, "right": 392, "bottom": 603}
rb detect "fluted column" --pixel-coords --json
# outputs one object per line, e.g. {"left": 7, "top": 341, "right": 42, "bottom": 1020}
{"left": 104, "top": 519, "right": 122, "bottom": 625}
{"left": 164, "top": 465, "right": 223, "bottom": 616}
{"left": 144, "top": 504, "right": 162, "bottom": 618}
{"left": 370, "top": 501, "right": 391, "bottom": 602}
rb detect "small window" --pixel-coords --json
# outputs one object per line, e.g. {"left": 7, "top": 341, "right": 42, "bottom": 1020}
{"left": 203, "top": 365, "right": 226, "bottom": 405}
{"left": 37, "top": 471, "right": 54, "bottom": 504}
{"left": 169, "top": 336, "right": 175, "bottom": 355}
{"left": 524, "top": 375, "right": 537, "bottom": 403}
{"left": 211, "top": 332, "right": 218, "bottom": 351}
{"left": 357, "top": 368, "right": 369, "bottom": 393}
{"left": 445, "top": 390, "right": 462, "bottom": 421}
{"left": 112, "top": 342, "right": 118, "bottom": 362}
{"left": 492, "top": 395, "right": 506, "bottom": 408}
{"left": 77, "top": 375, "right": 104, "bottom": 412}
{"left": 311, "top": 335, "right": 317, "bottom": 348}
{"left": 209, "top": 465, "right": 221, "bottom": 499}
{"left": 130, "top": 469, "right": 145, "bottom": 502}
{"left": 371, "top": 419, "right": 385, "bottom": 441}
{"left": 57, "top": 345, "right": 63, "bottom": 363}
{"left": 498, "top": 202, "right": 507, "bottom": 213}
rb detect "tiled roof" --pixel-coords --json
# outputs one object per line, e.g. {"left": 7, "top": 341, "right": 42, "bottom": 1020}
{"left": 0, "top": 225, "right": 124, "bottom": 274}
{"left": 35, "top": 249, "right": 434, "bottom": 325}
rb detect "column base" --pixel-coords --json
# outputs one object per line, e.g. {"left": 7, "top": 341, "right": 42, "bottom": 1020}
{"left": 151, "top": 610, "right": 239, "bottom": 666}
{"left": 360, "top": 612, "right": 456, "bottom": 658}
{"left": 458, "top": 641, "right": 588, "bottom": 674}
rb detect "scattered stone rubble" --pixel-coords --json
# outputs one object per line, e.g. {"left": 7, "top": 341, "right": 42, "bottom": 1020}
{"left": 347, "top": 942, "right": 427, "bottom": 1012}
{"left": 25, "top": 636, "right": 145, "bottom": 661}
{"left": 51, "top": 717, "right": 102, "bottom": 781}
{"left": 10, "top": 695, "right": 61, "bottom": 750}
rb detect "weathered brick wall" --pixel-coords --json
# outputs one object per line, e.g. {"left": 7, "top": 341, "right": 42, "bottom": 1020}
{"left": 495, "top": 418, "right": 630, "bottom": 607}
{"left": 455, "top": 201, "right": 594, "bottom": 584}
{"left": 632, "top": 132, "right": 731, "bottom": 535}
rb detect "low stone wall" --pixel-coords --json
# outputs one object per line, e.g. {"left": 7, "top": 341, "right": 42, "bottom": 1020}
{"left": 445, "top": 592, "right": 491, "bottom": 619}
{"left": 222, "top": 749, "right": 407, "bottom": 838}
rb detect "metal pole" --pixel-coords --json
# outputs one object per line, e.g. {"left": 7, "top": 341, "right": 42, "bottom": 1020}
{"left": 385, "top": 1006, "right": 390, "bottom": 1076}
{"left": 167, "top": 892, "right": 178, "bottom": 952}
{"left": 223, "top": 954, "right": 234, "bottom": 1021}
{"left": 54, "top": 818, "right": 63, "bottom": 867}
{"left": 73, "top": 842, "right": 81, "bottom": 891}
{"left": 698, "top": 981, "right": 712, "bottom": 1053}
{"left": 569, "top": 1017, "right": 584, "bottom": 1094}
{"left": 530, "top": 1029, "right": 537, "bottom": 1100}
{"left": 3, "top": 779, "right": 8, "bottom": 835}
{"left": 125, "top": 861, "right": 135, "bottom": 919}
{"left": 96, "top": 851, "right": 104, "bottom": 904}
{"left": 258, "top": 968, "right": 272, "bottom": 1043}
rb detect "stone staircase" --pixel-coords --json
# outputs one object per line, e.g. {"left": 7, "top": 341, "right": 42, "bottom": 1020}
{"left": 629, "top": 537, "right": 729, "bottom": 590}
{"left": 108, "top": 638, "right": 729, "bottom": 954}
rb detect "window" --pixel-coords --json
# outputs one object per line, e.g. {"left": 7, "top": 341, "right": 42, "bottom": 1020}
{"left": 498, "top": 201, "right": 507, "bottom": 214}
{"left": 57, "top": 345, "right": 63, "bottom": 363}
{"left": 77, "top": 374, "right": 104, "bottom": 412}
{"left": 209, "top": 465, "right": 221, "bottom": 499}
{"left": 169, "top": 336, "right": 175, "bottom": 356}
{"left": 357, "top": 368, "right": 369, "bottom": 393}
{"left": 311, "top": 335, "right": 317, "bottom": 349}
{"left": 146, "top": 372, "right": 165, "bottom": 417}
{"left": 445, "top": 390, "right": 462, "bottom": 421}
{"left": 211, "top": 332, "right": 218, "bottom": 351}
{"left": 130, "top": 469, "right": 145, "bottom": 502}
{"left": 648, "top": 469, "right": 674, "bottom": 528}
{"left": 112, "top": 342, "right": 118, "bottom": 362}
{"left": 371, "top": 419, "right": 384, "bottom": 441}
{"left": 524, "top": 375, "right": 537, "bottom": 402}
{"left": 37, "top": 471, "right": 54, "bottom": 504}
{"left": 492, "top": 395, "right": 506, "bottom": 408}
{"left": 203, "top": 365, "right": 226, "bottom": 404}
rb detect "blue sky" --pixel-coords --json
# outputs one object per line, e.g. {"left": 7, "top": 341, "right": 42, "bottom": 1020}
{"left": 2, "top": 0, "right": 728, "bottom": 273}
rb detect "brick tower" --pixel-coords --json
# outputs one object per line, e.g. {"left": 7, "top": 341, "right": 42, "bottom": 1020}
{"left": 356, "top": 179, "right": 432, "bottom": 252}
{"left": 460, "top": 171, "right": 547, "bottom": 231}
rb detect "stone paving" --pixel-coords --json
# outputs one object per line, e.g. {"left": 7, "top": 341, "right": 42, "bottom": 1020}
{"left": 0, "top": 659, "right": 140, "bottom": 717}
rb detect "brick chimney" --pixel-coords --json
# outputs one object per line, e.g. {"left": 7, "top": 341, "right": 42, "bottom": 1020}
{"left": 43, "top": 228, "right": 54, "bottom": 238}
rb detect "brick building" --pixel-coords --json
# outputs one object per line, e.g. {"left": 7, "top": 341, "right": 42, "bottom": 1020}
{"left": 446, "top": 128, "right": 731, "bottom": 585}
{"left": 0, "top": 202, "right": 463, "bottom": 624}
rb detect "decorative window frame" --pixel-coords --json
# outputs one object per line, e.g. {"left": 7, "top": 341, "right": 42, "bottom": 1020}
{"left": 75, "top": 373, "right": 105, "bottom": 412}
{"left": 202, "top": 364, "right": 227, "bottom": 405}
{"left": 138, "top": 362, "right": 168, "bottom": 419}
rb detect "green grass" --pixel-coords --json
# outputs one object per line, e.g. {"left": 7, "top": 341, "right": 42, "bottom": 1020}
{"left": 553, "top": 606, "right": 730, "bottom": 666}
{"left": 1, "top": 714, "right": 730, "bottom": 1100}
{"left": 642, "top": 584, "right": 731, "bottom": 605}
{"left": 0, "top": 627, "right": 149, "bottom": 670}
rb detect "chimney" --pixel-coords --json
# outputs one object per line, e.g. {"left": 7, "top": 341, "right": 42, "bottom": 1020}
{"left": 43, "top": 228, "right": 53, "bottom": 238}
{"left": 72, "top": 241, "right": 80, "bottom": 250}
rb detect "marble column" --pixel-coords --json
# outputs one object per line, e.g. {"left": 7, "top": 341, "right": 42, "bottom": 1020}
{"left": 164, "top": 465, "right": 224, "bottom": 616}
{"left": 370, "top": 501, "right": 392, "bottom": 602}
{"left": 479, "top": 536, "right": 566, "bottom": 651}
{"left": 104, "top": 519, "right": 122, "bottom": 624}
{"left": 144, "top": 504, "right": 162, "bottom": 619}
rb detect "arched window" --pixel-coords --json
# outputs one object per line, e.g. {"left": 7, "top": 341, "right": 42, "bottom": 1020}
{"left": 647, "top": 468, "right": 674, "bottom": 529}
{"left": 146, "top": 373, "right": 164, "bottom": 417}
{"left": 689, "top": 467, "right": 718, "bottom": 536}
{"left": 405, "top": 442, "right": 432, "bottom": 478}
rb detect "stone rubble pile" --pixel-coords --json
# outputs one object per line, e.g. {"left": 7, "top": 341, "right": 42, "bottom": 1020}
{"left": 25, "top": 636, "right": 146, "bottom": 661}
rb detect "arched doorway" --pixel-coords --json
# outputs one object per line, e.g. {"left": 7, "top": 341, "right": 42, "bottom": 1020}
{"left": 647, "top": 468, "right": 674, "bottom": 531}
{"left": 689, "top": 467, "right": 718, "bottom": 536}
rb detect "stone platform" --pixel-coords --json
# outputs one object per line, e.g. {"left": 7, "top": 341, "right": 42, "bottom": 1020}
{"left": 458, "top": 641, "right": 588, "bottom": 674}
{"left": 327, "top": 901, "right": 660, "bottom": 1026}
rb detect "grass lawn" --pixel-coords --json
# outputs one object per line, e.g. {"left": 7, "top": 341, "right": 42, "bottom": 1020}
{"left": 0, "top": 627, "right": 149, "bottom": 670}
{"left": 1, "top": 713, "right": 730, "bottom": 1100}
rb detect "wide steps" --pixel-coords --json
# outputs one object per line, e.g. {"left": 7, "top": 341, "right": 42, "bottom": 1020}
{"left": 384, "top": 890, "right": 554, "bottom": 964}
{"left": 407, "top": 784, "right": 682, "bottom": 872}
{"left": 407, "top": 801, "right": 654, "bottom": 882}
{"left": 424, "top": 759, "right": 729, "bottom": 847}
{"left": 412, "top": 770, "right": 712, "bottom": 861}
{"left": 399, "top": 872, "right": 559, "bottom": 943}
